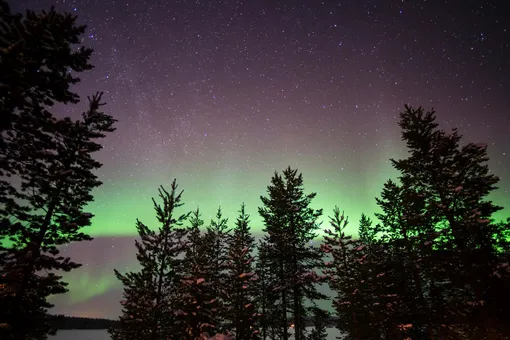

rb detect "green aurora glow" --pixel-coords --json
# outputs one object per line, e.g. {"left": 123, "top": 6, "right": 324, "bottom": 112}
{"left": 86, "top": 150, "right": 510, "bottom": 238}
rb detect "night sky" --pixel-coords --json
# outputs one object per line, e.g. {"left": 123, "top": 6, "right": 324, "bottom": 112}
{"left": 11, "top": 0, "right": 510, "bottom": 319}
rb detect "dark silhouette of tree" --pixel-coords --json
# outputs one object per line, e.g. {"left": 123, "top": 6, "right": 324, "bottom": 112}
{"left": 224, "top": 203, "right": 259, "bottom": 340}
{"left": 109, "top": 267, "right": 156, "bottom": 339}
{"left": 307, "top": 307, "right": 329, "bottom": 340}
{"left": 320, "top": 207, "right": 365, "bottom": 340}
{"left": 258, "top": 166, "right": 324, "bottom": 340}
{"left": 0, "top": 0, "right": 92, "bottom": 180}
{"left": 203, "top": 207, "right": 231, "bottom": 331}
{"left": 374, "top": 180, "right": 440, "bottom": 339}
{"left": 173, "top": 208, "right": 219, "bottom": 339}
{"left": 254, "top": 240, "right": 274, "bottom": 340}
{"left": 0, "top": 2, "right": 114, "bottom": 339}
{"left": 109, "top": 180, "right": 189, "bottom": 340}
{"left": 370, "top": 105, "right": 510, "bottom": 338}
{"left": 353, "top": 212, "right": 403, "bottom": 339}
{"left": 0, "top": 93, "right": 115, "bottom": 340}
{"left": 357, "top": 213, "right": 375, "bottom": 245}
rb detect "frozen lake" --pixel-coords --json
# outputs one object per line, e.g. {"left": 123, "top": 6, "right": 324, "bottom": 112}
{"left": 49, "top": 328, "right": 344, "bottom": 339}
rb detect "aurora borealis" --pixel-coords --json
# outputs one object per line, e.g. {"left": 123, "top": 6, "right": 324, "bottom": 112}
{"left": 11, "top": 0, "right": 510, "bottom": 319}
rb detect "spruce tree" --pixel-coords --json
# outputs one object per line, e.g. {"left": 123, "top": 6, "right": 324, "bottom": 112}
{"left": 357, "top": 213, "right": 375, "bottom": 245}
{"left": 352, "top": 214, "right": 397, "bottom": 340}
{"left": 174, "top": 208, "right": 219, "bottom": 339}
{"left": 0, "top": 93, "right": 115, "bottom": 340}
{"left": 109, "top": 180, "right": 189, "bottom": 340}
{"left": 108, "top": 268, "right": 156, "bottom": 339}
{"left": 320, "top": 207, "right": 362, "bottom": 340}
{"left": 374, "top": 180, "right": 440, "bottom": 339}
{"left": 203, "top": 207, "right": 231, "bottom": 330}
{"left": 254, "top": 240, "right": 274, "bottom": 340}
{"left": 321, "top": 207, "right": 403, "bottom": 340}
{"left": 307, "top": 307, "right": 329, "bottom": 340}
{"left": 224, "top": 203, "right": 258, "bottom": 340}
{"left": 391, "top": 105, "right": 509, "bottom": 337}
{"left": 259, "top": 166, "right": 324, "bottom": 340}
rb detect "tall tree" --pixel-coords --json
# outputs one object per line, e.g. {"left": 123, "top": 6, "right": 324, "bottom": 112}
{"left": 254, "top": 240, "right": 274, "bottom": 340}
{"left": 109, "top": 180, "right": 189, "bottom": 340}
{"left": 0, "top": 3, "right": 113, "bottom": 339}
{"left": 0, "top": 93, "right": 115, "bottom": 340}
{"left": 321, "top": 207, "right": 407, "bottom": 340}
{"left": 259, "top": 166, "right": 324, "bottom": 340}
{"left": 0, "top": 0, "right": 93, "bottom": 179}
{"left": 353, "top": 214, "right": 400, "bottom": 340}
{"left": 320, "top": 207, "right": 362, "bottom": 340}
{"left": 224, "top": 203, "right": 258, "bottom": 340}
{"left": 369, "top": 105, "right": 510, "bottom": 338}
{"left": 374, "top": 180, "right": 440, "bottom": 339}
{"left": 108, "top": 267, "right": 156, "bottom": 339}
{"left": 174, "top": 208, "right": 219, "bottom": 340}
{"left": 391, "top": 105, "right": 509, "bottom": 337}
{"left": 203, "top": 207, "right": 231, "bottom": 330}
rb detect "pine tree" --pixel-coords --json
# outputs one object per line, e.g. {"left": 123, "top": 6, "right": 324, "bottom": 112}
{"left": 256, "top": 234, "right": 290, "bottom": 340}
{"left": 357, "top": 213, "right": 375, "bottom": 245}
{"left": 320, "top": 207, "right": 362, "bottom": 340}
{"left": 0, "top": 3, "right": 113, "bottom": 339}
{"left": 259, "top": 166, "right": 324, "bottom": 340}
{"left": 254, "top": 240, "right": 274, "bottom": 340}
{"left": 0, "top": 93, "right": 115, "bottom": 340}
{"left": 108, "top": 268, "right": 156, "bottom": 339}
{"left": 0, "top": 1, "right": 93, "bottom": 198}
{"left": 0, "top": 1, "right": 93, "bottom": 135}
{"left": 203, "top": 207, "right": 231, "bottom": 331}
{"left": 390, "top": 105, "right": 509, "bottom": 337}
{"left": 307, "top": 307, "right": 329, "bottom": 340}
{"left": 224, "top": 203, "right": 258, "bottom": 340}
{"left": 109, "top": 180, "right": 189, "bottom": 340}
{"left": 353, "top": 214, "right": 396, "bottom": 340}
{"left": 174, "top": 208, "right": 219, "bottom": 340}
{"left": 374, "top": 180, "right": 442, "bottom": 339}
{"left": 321, "top": 207, "right": 402, "bottom": 340}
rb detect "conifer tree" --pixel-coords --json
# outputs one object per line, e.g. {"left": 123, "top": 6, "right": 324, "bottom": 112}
{"left": 174, "top": 208, "right": 219, "bottom": 339}
{"left": 320, "top": 207, "right": 362, "bottom": 340}
{"left": 0, "top": 3, "right": 114, "bottom": 339}
{"left": 0, "top": 93, "right": 115, "bottom": 340}
{"left": 254, "top": 240, "right": 274, "bottom": 340}
{"left": 109, "top": 180, "right": 189, "bottom": 340}
{"left": 0, "top": 1, "right": 93, "bottom": 136}
{"left": 321, "top": 207, "right": 401, "bottom": 340}
{"left": 203, "top": 207, "right": 231, "bottom": 330}
{"left": 357, "top": 213, "right": 375, "bottom": 245}
{"left": 259, "top": 166, "right": 324, "bottom": 340}
{"left": 352, "top": 214, "right": 397, "bottom": 340}
{"left": 224, "top": 203, "right": 259, "bottom": 340}
{"left": 108, "top": 268, "right": 156, "bottom": 339}
{"left": 307, "top": 307, "right": 329, "bottom": 340}
{"left": 374, "top": 180, "right": 439, "bottom": 339}
{"left": 390, "top": 105, "right": 509, "bottom": 337}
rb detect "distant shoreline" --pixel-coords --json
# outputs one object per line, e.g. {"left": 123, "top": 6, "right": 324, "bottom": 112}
{"left": 49, "top": 315, "right": 119, "bottom": 330}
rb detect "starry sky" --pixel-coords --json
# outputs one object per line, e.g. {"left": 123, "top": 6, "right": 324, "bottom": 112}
{"left": 11, "top": 0, "right": 510, "bottom": 319}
